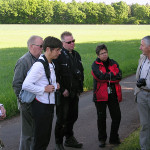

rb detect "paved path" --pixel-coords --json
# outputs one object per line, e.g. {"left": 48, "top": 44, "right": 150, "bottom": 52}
{"left": 0, "top": 75, "right": 140, "bottom": 150}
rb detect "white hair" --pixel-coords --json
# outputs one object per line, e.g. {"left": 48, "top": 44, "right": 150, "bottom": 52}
{"left": 142, "top": 36, "right": 150, "bottom": 47}
{"left": 27, "top": 35, "right": 43, "bottom": 49}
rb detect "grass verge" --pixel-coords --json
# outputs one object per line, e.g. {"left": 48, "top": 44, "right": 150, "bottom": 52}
{"left": 114, "top": 128, "right": 140, "bottom": 150}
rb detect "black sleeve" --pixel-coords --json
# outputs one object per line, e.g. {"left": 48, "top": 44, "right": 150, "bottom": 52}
{"left": 53, "top": 56, "right": 66, "bottom": 93}
{"left": 52, "top": 58, "right": 61, "bottom": 83}
{"left": 114, "top": 61, "right": 122, "bottom": 80}
{"left": 77, "top": 52, "right": 84, "bottom": 82}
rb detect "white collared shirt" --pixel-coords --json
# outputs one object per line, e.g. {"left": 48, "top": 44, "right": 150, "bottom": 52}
{"left": 22, "top": 55, "right": 57, "bottom": 104}
{"left": 140, "top": 57, "right": 150, "bottom": 89}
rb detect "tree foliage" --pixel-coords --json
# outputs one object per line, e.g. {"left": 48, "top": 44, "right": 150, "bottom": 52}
{"left": 0, "top": 0, "right": 150, "bottom": 24}
{"left": 112, "top": 1, "right": 129, "bottom": 24}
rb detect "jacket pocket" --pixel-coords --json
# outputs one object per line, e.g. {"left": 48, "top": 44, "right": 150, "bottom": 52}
{"left": 95, "top": 82, "right": 108, "bottom": 101}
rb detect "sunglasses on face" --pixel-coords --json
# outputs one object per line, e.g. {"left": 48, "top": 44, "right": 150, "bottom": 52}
{"left": 65, "top": 39, "right": 75, "bottom": 44}
{"left": 32, "top": 44, "right": 42, "bottom": 48}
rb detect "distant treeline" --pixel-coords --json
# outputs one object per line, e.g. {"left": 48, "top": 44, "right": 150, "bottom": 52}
{"left": 0, "top": 0, "right": 150, "bottom": 24}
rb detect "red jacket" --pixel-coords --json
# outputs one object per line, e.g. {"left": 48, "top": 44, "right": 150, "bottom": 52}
{"left": 91, "top": 58, "right": 122, "bottom": 102}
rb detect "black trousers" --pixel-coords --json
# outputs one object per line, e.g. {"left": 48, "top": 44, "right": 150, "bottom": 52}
{"left": 31, "top": 100, "right": 54, "bottom": 150}
{"left": 55, "top": 95, "right": 79, "bottom": 144}
{"left": 95, "top": 93, "right": 121, "bottom": 142}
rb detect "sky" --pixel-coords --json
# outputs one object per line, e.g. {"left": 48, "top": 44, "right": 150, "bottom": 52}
{"left": 61, "top": 0, "right": 150, "bottom": 5}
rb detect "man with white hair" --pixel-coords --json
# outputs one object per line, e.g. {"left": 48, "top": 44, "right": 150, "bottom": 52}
{"left": 135, "top": 36, "right": 150, "bottom": 150}
{"left": 12, "top": 35, "right": 43, "bottom": 150}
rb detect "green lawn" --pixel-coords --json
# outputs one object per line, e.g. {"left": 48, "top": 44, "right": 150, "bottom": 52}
{"left": 0, "top": 24, "right": 149, "bottom": 48}
{"left": 0, "top": 24, "right": 149, "bottom": 118}
{"left": 114, "top": 128, "right": 140, "bottom": 150}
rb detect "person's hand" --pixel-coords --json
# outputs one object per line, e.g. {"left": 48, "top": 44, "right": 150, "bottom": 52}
{"left": 45, "top": 85, "right": 55, "bottom": 93}
{"left": 0, "top": 106, "right": 6, "bottom": 120}
{"left": 56, "top": 83, "right": 60, "bottom": 90}
{"left": 63, "top": 89, "right": 69, "bottom": 97}
{"left": 109, "top": 64, "right": 119, "bottom": 76}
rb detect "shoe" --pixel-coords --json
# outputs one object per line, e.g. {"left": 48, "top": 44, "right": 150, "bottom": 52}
{"left": 55, "top": 143, "right": 65, "bottom": 150}
{"left": 109, "top": 138, "right": 121, "bottom": 145}
{"left": 99, "top": 140, "right": 105, "bottom": 148}
{"left": 64, "top": 136, "right": 83, "bottom": 148}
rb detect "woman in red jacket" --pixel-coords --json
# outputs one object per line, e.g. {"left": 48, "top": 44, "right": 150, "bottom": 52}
{"left": 91, "top": 44, "right": 122, "bottom": 148}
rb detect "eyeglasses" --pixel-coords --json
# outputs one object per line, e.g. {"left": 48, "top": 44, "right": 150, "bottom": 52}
{"left": 32, "top": 44, "right": 42, "bottom": 48}
{"left": 99, "top": 52, "right": 108, "bottom": 56}
{"left": 64, "top": 39, "right": 75, "bottom": 44}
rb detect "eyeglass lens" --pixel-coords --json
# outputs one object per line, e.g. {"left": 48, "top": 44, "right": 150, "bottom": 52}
{"left": 32, "top": 44, "right": 42, "bottom": 48}
{"left": 66, "top": 39, "right": 75, "bottom": 44}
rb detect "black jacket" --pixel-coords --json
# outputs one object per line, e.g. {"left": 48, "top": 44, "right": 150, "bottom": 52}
{"left": 53, "top": 48, "right": 84, "bottom": 95}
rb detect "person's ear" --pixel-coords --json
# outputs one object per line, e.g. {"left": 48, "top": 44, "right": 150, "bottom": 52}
{"left": 46, "top": 47, "right": 50, "bottom": 52}
{"left": 29, "top": 44, "right": 33, "bottom": 50}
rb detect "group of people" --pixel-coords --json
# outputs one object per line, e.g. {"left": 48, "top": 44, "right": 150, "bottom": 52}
{"left": 12, "top": 32, "right": 84, "bottom": 150}
{"left": 10, "top": 32, "right": 150, "bottom": 150}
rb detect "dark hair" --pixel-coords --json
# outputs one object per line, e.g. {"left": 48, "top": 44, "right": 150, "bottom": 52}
{"left": 61, "top": 31, "right": 72, "bottom": 41}
{"left": 96, "top": 44, "right": 108, "bottom": 55}
{"left": 43, "top": 36, "right": 62, "bottom": 52}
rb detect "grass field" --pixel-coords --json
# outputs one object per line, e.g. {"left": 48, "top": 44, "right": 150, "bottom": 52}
{"left": 0, "top": 24, "right": 149, "bottom": 117}
{"left": 0, "top": 24, "right": 149, "bottom": 48}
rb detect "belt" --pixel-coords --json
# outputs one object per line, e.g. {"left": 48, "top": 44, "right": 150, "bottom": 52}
{"left": 141, "top": 88, "right": 150, "bottom": 92}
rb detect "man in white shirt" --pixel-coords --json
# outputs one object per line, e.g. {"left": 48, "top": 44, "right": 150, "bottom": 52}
{"left": 135, "top": 36, "right": 150, "bottom": 150}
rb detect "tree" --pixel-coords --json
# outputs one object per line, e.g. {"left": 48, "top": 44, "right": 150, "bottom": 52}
{"left": 112, "top": 1, "right": 129, "bottom": 24}
{"left": 131, "top": 4, "right": 149, "bottom": 24}
{"left": 10, "top": 0, "right": 38, "bottom": 23}
{"left": 66, "top": 1, "right": 86, "bottom": 24}
{"left": 0, "top": 0, "right": 19, "bottom": 23}
{"left": 35, "top": 0, "right": 53, "bottom": 23}
{"left": 52, "top": 0, "right": 68, "bottom": 24}
{"left": 98, "top": 3, "right": 116, "bottom": 24}
{"left": 0, "top": 0, "right": 11, "bottom": 23}
{"left": 0, "top": 0, "right": 149, "bottom": 24}
{"left": 78, "top": 2, "right": 100, "bottom": 24}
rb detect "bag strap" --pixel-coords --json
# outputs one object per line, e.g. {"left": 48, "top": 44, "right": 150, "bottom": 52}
{"left": 37, "top": 55, "right": 51, "bottom": 85}
{"left": 37, "top": 55, "right": 52, "bottom": 104}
